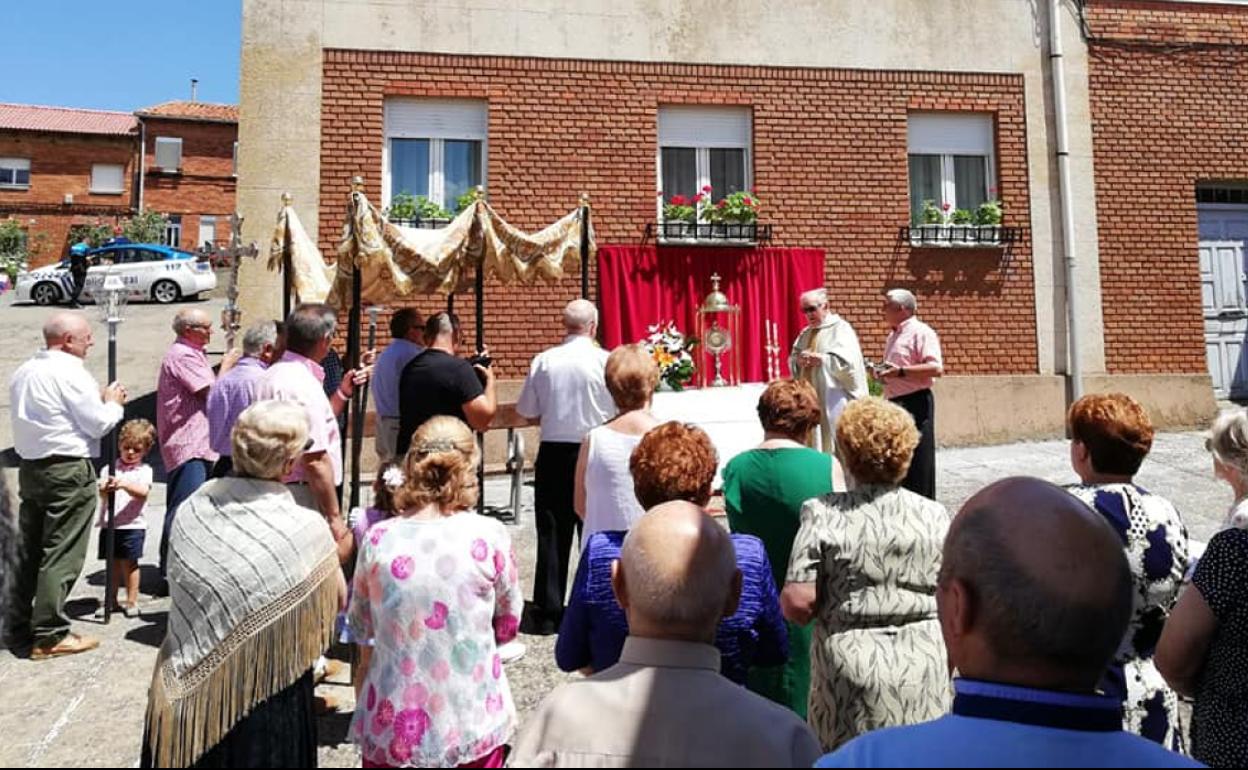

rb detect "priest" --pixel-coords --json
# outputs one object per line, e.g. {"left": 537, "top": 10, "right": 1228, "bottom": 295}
{"left": 789, "top": 288, "right": 868, "bottom": 454}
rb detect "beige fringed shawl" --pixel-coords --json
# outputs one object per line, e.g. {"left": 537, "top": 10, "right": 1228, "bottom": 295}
{"left": 145, "top": 478, "right": 339, "bottom": 768}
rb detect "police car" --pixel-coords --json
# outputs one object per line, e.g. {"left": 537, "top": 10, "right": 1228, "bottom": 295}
{"left": 14, "top": 241, "right": 217, "bottom": 306}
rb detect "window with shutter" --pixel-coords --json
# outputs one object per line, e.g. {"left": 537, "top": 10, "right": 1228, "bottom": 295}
{"left": 383, "top": 100, "right": 487, "bottom": 214}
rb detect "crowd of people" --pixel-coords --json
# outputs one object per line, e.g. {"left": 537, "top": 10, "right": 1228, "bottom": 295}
{"left": 2, "top": 287, "right": 1246, "bottom": 768}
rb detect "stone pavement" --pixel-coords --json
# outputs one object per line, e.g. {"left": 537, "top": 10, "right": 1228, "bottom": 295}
{"left": 0, "top": 431, "right": 1229, "bottom": 767}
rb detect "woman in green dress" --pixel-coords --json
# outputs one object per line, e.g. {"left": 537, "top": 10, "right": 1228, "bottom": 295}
{"left": 723, "top": 379, "right": 836, "bottom": 718}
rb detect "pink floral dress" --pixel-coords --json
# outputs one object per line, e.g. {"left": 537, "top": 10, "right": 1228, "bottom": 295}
{"left": 347, "top": 513, "right": 521, "bottom": 767}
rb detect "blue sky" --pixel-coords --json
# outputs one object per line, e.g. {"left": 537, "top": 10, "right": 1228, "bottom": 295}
{"left": 1, "top": 1, "right": 240, "bottom": 111}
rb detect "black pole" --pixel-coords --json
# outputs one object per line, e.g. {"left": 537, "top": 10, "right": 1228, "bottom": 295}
{"left": 282, "top": 218, "right": 293, "bottom": 320}
{"left": 351, "top": 309, "right": 376, "bottom": 510}
{"left": 474, "top": 261, "right": 485, "bottom": 516}
{"left": 447, "top": 292, "right": 455, "bottom": 313}
{"left": 102, "top": 323, "right": 118, "bottom": 624}
{"left": 580, "top": 195, "right": 590, "bottom": 300}
{"left": 346, "top": 191, "right": 364, "bottom": 514}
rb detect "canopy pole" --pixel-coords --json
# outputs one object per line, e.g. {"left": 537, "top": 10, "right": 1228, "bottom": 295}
{"left": 282, "top": 194, "right": 293, "bottom": 319}
{"left": 347, "top": 176, "right": 366, "bottom": 513}
{"left": 474, "top": 185, "right": 486, "bottom": 515}
{"left": 579, "top": 192, "right": 590, "bottom": 301}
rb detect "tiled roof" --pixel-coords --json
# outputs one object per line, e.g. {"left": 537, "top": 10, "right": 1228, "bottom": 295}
{"left": 0, "top": 103, "right": 138, "bottom": 136}
{"left": 135, "top": 101, "right": 238, "bottom": 123}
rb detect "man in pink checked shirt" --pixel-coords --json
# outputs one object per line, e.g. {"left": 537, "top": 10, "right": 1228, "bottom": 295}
{"left": 873, "top": 289, "right": 943, "bottom": 500}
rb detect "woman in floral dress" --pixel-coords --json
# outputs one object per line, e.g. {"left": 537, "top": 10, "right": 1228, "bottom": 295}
{"left": 348, "top": 416, "right": 522, "bottom": 768}
{"left": 1065, "top": 393, "right": 1190, "bottom": 751}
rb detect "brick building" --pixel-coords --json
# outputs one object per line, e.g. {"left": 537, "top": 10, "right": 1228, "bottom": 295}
{"left": 134, "top": 101, "right": 239, "bottom": 253}
{"left": 0, "top": 100, "right": 237, "bottom": 268}
{"left": 238, "top": 0, "right": 1246, "bottom": 443}
{"left": 0, "top": 104, "right": 138, "bottom": 268}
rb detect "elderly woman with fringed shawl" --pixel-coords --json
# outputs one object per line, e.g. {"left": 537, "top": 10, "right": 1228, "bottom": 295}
{"left": 142, "top": 400, "right": 346, "bottom": 768}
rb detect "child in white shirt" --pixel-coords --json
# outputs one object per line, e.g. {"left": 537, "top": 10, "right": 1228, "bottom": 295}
{"left": 96, "top": 419, "right": 155, "bottom": 617}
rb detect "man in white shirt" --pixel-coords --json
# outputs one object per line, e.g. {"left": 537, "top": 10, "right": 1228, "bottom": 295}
{"left": 516, "top": 299, "right": 614, "bottom": 635}
{"left": 8, "top": 312, "right": 126, "bottom": 659}
{"left": 371, "top": 308, "right": 424, "bottom": 464}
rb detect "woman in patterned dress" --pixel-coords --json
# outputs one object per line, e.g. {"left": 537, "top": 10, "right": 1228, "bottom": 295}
{"left": 781, "top": 397, "right": 952, "bottom": 751}
{"left": 347, "top": 416, "right": 522, "bottom": 768}
{"left": 1065, "top": 393, "right": 1190, "bottom": 751}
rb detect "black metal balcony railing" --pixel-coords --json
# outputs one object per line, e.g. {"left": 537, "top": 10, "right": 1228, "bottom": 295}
{"left": 646, "top": 221, "right": 773, "bottom": 245}
{"left": 902, "top": 224, "right": 1023, "bottom": 247}
{"left": 389, "top": 217, "right": 453, "bottom": 230}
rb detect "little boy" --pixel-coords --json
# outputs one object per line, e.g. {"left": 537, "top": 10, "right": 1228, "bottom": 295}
{"left": 97, "top": 418, "right": 156, "bottom": 617}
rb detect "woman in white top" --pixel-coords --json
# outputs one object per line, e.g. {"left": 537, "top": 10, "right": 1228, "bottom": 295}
{"left": 574, "top": 343, "right": 660, "bottom": 543}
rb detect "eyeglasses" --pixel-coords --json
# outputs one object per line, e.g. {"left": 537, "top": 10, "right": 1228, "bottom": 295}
{"left": 801, "top": 305, "right": 823, "bottom": 313}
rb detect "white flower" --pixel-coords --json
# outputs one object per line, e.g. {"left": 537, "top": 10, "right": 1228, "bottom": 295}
{"left": 382, "top": 466, "right": 405, "bottom": 488}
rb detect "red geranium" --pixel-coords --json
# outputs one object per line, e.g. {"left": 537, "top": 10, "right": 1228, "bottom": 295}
{"left": 693, "top": 193, "right": 704, "bottom": 203}
{"left": 668, "top": 194, "right": 689, "bottom": 206}
{"left": 702, "top": 184, "right": 713, "bottom": 193}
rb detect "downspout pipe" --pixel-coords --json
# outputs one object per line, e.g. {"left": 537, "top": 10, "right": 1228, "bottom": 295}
{"left": 137, "top": 119, "right": 146, "bottom": 214}
{"left": 1050, "top": 0, "right": 1085, "bottom": 401}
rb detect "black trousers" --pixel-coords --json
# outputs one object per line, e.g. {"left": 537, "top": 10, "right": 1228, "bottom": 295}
{"left": 210, "top": 455, "right": 233, "bottom": 479}
{"left": 530, "top": 442, "right": 582, "bottom": 622}
{"left": 892, "top": 389, "right": 936, "bottom": 500}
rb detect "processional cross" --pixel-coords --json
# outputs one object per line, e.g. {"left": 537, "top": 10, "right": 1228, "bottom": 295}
{"left": 217, "top": 212, "right": 260, "bottom": 350}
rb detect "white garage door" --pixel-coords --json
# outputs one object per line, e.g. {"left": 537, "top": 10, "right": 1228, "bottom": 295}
{"left": 1199, "top": 205, "right": 1248, "bottom": 399}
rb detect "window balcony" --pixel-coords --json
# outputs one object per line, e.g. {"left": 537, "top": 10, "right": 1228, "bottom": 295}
{"left": 647, "top": 221, "right": 773, "bottom": 246}
{"left": 902, "top": 224, "right": 1022, "bottom": 248}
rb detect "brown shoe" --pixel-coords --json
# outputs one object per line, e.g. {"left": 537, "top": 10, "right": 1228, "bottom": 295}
{"left": 30, "top": 632, "right": 100, "bottom": 660}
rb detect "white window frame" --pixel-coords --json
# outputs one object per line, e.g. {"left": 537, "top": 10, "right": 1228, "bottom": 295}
{"left": 906, "top": 113, "right": 997, "bottom": 214}
{"left": 382, "top": 99, "right": 488, "bottom": 210}
{"left": 199, "top": 215, "right": 217, "bottom": 251}
{"left": 163, "top": 215, "right": 182, "bottom": 248}
{"left": 90, "top": 163, "right": 125, "bottom": 194}
{"left": 154, "top": 137, "right": 183, "bottom": 173}
{"left": 656, "top": 106, "right": 753, "bottom": 222}
{"left": 232, "top": 142, "right": 238, "bottom": 177}
{"left": 0, "top": 157, "right": 31, "bottom": 189}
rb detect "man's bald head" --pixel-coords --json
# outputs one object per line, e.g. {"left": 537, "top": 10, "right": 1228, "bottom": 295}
{"left": 562, "top": 299, "right": 598, "bottom": 335}
{"left": 614, "top": 501, "right": 740, "bottom": 639}
{"left": 939, "top": 477, "right": 1132, "bottom": 688}
{"left": 172, "top": 307, "right": 212, "bottom": 336}
{"left": 43, "top": 312, "right": 89, "bottom": 344}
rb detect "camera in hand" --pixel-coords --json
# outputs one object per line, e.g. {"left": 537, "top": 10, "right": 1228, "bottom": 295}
{"left": 468, "top": 352, "right": 493, "bottom": 369}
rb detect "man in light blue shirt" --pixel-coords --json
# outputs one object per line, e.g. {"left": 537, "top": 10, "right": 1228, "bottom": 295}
{"left": 371, "top": 308, "right": 423, "bottom": 463}
{"left": 818, "top": 477, "right": 1202, "bottom": 769}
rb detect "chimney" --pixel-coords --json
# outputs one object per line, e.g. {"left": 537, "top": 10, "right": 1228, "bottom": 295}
{"left": 190, "top": 78, "right": 198, "bottom": 102}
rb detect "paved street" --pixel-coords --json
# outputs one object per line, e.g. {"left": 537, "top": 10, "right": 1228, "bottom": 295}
{"left": 0, "top": 289, "right": 1233, "bottom": 766}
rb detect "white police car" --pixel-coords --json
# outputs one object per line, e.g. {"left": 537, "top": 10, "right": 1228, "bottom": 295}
{"left": 15, "top": 241, "right": 217, "bottom": 306}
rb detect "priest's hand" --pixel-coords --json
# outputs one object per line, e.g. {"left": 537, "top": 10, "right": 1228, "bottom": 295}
{"left": 798, "top": 350, "right": 823, "bottom": 369}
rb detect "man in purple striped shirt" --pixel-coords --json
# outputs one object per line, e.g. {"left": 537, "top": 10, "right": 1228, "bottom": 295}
{"left": 206, "top": 320, "right": 284, "bottom": 478}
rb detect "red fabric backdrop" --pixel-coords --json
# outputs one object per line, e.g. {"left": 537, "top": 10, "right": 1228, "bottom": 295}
{"left": 598, "top": 245, "right": 826, "bottom": 384}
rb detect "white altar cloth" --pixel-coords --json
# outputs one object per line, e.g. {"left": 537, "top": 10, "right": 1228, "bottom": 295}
{"left": 651, "top": 383, "right": 766, "bottom": 486}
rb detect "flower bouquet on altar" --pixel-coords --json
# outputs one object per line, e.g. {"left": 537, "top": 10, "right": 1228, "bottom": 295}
{"left": 643, "top": 321, "right": 697, "bottom": 391}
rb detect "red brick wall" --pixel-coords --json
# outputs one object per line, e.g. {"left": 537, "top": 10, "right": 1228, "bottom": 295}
{"left": 319, "top": 51, "right": 1037, "bottom": 378}
{"left": 1086, "top": 0, "right": 1248, "bottom": 375}
{"left": 0, "top": 131, "right": 136, "bottom": 266}
{"left": 142, "top": 117, "right": 237, "bottom": 251}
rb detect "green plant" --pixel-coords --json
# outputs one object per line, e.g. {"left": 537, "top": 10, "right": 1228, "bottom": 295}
{"left": 975, "top": 200, "right": 1004, "bottom": 226}
{"left": 704, "top": 190, "right": 761, "bottom": 224}
{"left": 920, "top": 200, "right": 945, "bottom": 225}
{"left": 454, "top": 190, "right": 480, "bottom": 214}
{"left": 0, "top": 219, "right": 27, "bottom": 282}
{"left": 69, "top": 222, "right": 115, "bottom": 249}
{"left": 950, "top": 208, "right": 975, "bottom": 225}
{"left": 385, "top": 192, "right": 451, "bottom": 221}
{"left": 122, "top": 210, "right": 170, "bottom": 244}
{"left": 661, "top": 194, "right": 697, "bottom": 223}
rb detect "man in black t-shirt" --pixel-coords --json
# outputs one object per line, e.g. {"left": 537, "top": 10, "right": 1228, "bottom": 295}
{"left": 397, "top": 312, "right": 498, "bottom": 456}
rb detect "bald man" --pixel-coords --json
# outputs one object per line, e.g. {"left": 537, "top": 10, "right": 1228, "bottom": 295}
{"left": 156, "top": 308, "right": 240, "bottom": 587}
{"left": 511, "top": 501, "right": 820, "bottom": 767}
{"left": 516, "top": 298, "right": 614, "bottom": 635}
{"left": 8, "top": 312, "right": 126, "bottom": 658}
{"left": 817, "top": 478, "right": 1200, "bottom": 769}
